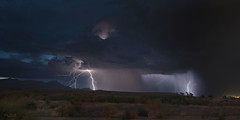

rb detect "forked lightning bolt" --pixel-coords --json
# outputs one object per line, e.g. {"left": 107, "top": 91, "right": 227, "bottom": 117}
{"left": 68, "top": 69, "right": 96, "bottom": 90}
{"left": 187, "top": 80, "right": 191, "bottom": 93}
{"left": 85, "top": 69, "right": 96, "bottom": 90}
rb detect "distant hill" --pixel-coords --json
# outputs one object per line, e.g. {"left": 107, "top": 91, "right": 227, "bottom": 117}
{"left": 75, "top": 88, "right": 92, "bottom": 91}
{"left": 0, "top": 78, "right": 72, "bottom": 90}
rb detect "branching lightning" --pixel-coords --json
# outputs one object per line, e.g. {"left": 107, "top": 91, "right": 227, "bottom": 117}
{"left": 187, "top": 80, "right": 191, "bottom": 93}
{"left": 67, "top": 59, "right": 96, "bottom": 90}
{"left": 79, "top": 69, "right": 96, "bottom": 90}
{"left": 186, "top": 71, "right": 192, "bottom": 94}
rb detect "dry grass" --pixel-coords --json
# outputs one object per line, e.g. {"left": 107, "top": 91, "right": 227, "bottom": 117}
{"left": 147, "top": 99, "right": 171, "bottom": 118}
{"left": 1, "top": 89, "right": 240, "bottom": 120}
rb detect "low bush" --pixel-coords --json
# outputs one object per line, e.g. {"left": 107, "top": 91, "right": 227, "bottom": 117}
{"left": 56, "top": 101, "right": 82, "bottom": 117}
{"left": 137, "top": 107, "right": 148, "bottom": 117}
{"left": 103, "top": 106, "right": 114, "bottom": 117}
{"left": 122, "top": 110, "right": 137, "bottom": 120}
{"left": 0, "top": 97, "right": 35, "bottom": 120}
{"left": 147, "top": 99, "right": 171, "bottom": 118}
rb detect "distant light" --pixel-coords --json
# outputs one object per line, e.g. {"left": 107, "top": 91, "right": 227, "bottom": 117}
{"left": 228, "top": 95, "right": 240, "bottom": 99}
{"left": 92, "top": 21, "right": 115, "bottom": 40}
{"left": 233, "top": 96, "right": 240, "bottom": 98}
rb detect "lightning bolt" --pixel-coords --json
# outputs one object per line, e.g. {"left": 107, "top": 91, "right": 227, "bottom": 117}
{"left": 186, "top": 71, "right": 192, "bottom": 94}
{"left": 68, "top": 69, "right": 96, "bottom": 90}
{"left": 187, "top": 80, "right": 191, "bottom": 93}
{"left": 85, "top": 69, "right": 96, "bottom": 90}
{"left": 68, "top": 69, "right": 97, "bottom": 90}
{"left": 67, "top": 59, "right": 96, "bottom": 90}
{"left": 78, "top": 69, "right": 96, "bottom": 90}
{"left": 67, "top": 68, "right": 83, "bottom": 89}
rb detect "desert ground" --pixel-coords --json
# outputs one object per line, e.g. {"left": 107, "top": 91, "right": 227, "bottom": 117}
{"left": 1, "top": 89, "right": 240, "bottom": 120}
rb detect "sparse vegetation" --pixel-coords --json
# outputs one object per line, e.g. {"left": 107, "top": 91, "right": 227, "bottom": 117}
{"left": 137, "top": 107, "right": 148, "bottom": 117}
{"left": 147, "top": 99, "right": 171, "bottom": 118}
{"left": 103, "top": 106, "right": 114, "bottom": 117}
{"left": 0, "top": 94, "right": 36, "bottom": 120}
{"left": 122, "top": 110, "right": 137, "bottom": 120}
{"left": 0, "top": 89, "right": 240, "bottom": 119}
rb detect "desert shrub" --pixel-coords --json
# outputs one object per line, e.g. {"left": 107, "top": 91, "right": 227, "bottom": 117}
{"left": 222, "top": 96, "right": 227, "bottom": 99}
{"left": 218, "top": 113, "right": 226, "bottom": 120}
{"left": 70, "top": 100, "right": 82, "bottom": 113}
{"left": 186, "top": 92, "right": 194, "bottom": 97}
{"left": 138, "top": 96, "right": 148, "bottom": 104}
{"left": 56, "top": 104, "right": 73, "bottom": 117}
{"left": 208, "top": 95, "right": 214, "bottom": 99}
{"left": 147, "top": 99, "right": 171, "bottom": 118}
{"left": 201, "top": 95, "right": 205, "bottom": 98}
{"left": 216, "top": 109, "right": 226, "bottom": 120}
{"left": 122, "top": 110, "right": 137, "bottom": 120}
{"left": 137, "top": 107, "right": 148, "bottom": 117}
{"left": 0, "top": 97, "right": 36, "bottom": 120}
{"left": 188, "top": 98, "right": 210, "bottom": 105}
{"left": 49, "top": 104, "right": 56, "bottom": 109}
{"left": 26, "top": 102, "right": 37, "bottom": 110}
{"left": 47, "top": 95, "right": 66, "bottom": 101}
{"left": 103, "top": 106, "right": 114, "bottom": 117}
{"left": 162, "top": 94, "right": 189, "bottom": 105}
{"left": 56, "top": 101, "right": 82, "bottom": 117}
{"left": 201, "top": 106, "right": 227, "bottom": 120}
{"left": 126, "top": 97, "right": 136, "bottom": 103}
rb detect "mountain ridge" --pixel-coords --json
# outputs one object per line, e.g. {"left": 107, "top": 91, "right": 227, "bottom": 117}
{"left": 0, "top": 78, "right": 72, "bottom": 90}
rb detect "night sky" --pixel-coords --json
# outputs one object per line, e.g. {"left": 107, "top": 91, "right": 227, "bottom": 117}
{"left": 0, "top": 0, "right": 240, "bottom": 95}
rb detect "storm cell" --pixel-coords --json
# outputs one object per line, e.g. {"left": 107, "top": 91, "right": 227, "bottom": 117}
{"left": 141, "top": 71, "right": 201, "bottom": 96}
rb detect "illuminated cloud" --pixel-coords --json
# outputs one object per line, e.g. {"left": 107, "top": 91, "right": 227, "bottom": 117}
{"left": 92, "top": 20, "right": 115, "bottom": 40}
{"left": 141, "top": 71, "right": 202, "bottom": 96}
{"left": 39, "top": 54, "right": 56, "bottom": 65}
{"left": 0, "top": 51, "right": 20, "bottom": 59}
{"left": 0, "top": 77, "right": 8, "bottom": 80}
{"left": 21, "top": 58, "right": 33, "bottom": 63}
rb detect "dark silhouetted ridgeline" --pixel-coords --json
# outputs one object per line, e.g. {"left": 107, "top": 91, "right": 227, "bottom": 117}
{"left": 0, "top": 78, "right": 71, "bottom": 90}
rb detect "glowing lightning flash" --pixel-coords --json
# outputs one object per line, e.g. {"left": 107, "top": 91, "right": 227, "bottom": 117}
{"left": 187, "top": 80, "right": 191, "bottom": 93}
{"left": 81, "top": 69, "right": 96, "bottom": 90}
{"left": 67, "top": 59, "right": 97, "bottom": 90}
{"left": 68, "top": 69, "right": 96, "bottom": 90}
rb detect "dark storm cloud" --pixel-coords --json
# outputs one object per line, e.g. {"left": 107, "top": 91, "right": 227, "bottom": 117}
{"left": 125, "top": 0, "right": 240, "bottom": 94}
{"left": 0, "top": 0, "right": 121, "bottom": 53}
{"left": 0, "top": 0, "right": 240, "bottom": 94}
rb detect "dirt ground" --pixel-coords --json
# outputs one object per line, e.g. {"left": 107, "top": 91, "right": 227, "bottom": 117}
{"left": 39, "top": 116, "right": 240, "bottom": 120}
{"left": 39, "top": 105, "right": 240, "bottom": 120}
{"left": 2, "top": 90, "right": 240, "bottom": 120}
